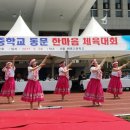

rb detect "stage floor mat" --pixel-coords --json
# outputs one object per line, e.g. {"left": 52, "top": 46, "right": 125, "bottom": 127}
{"left": 0, "top": 107, "right": 130, "bottom": 130}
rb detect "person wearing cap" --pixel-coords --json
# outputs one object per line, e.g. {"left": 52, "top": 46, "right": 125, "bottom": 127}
{"left": 0, "top": 56, "right": 17, "bottom": 103}
{"left": 54, "top": 61, "right": 72, "bottom": 101}
{"left": 107, "top": 61, "right": 129, "bottom": 99}
{"left": 83, "top": 58, "right": 106, "bottom": 106}
{"left": 21, "top": 55, "right": 50, "bottom": 109}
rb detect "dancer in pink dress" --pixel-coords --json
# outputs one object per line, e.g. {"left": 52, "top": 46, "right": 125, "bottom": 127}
{"left": 54, "top": 61, "right": 72, "bottom": 101}
{"left": 107, "top": 61, "right": 129, "bottom": 99}
{"left": 0, "top": 56, "right": 17, "bottom": 103}
{"left": 83, "top": 58, "right": 106, "bottom": 106}
{"left": 21, "top": 55, "right": 50, "bottom": 109}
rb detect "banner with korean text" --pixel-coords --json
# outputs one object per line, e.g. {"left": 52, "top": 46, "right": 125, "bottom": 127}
{"left": 0, "top": 36, "right": 130, "bottom": 58}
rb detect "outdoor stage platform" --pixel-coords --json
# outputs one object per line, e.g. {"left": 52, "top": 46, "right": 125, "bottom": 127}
{"left": 0, "top": 107, "right": 130, "bottom": 130}
{"left": 0, "top": 92, "right": 130, "bottom": 130}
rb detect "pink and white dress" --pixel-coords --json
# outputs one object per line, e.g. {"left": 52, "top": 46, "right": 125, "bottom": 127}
{"left": 83, "top": 66, "right": 104, "bottom": 103}
{"left": 54, "top": 67, "right": 70, "bottom": 95}
{"left": 0, "top": 67, "right": 15, "bottom": 97}
{"left": 107, "top": 70, "right": 122, "bottom": 95}
{"left": 21, "top": 66, "right": 44, "bottom": 102}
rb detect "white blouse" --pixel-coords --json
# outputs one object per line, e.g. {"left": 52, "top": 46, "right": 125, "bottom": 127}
{"left": 4, "top": 67, "right": 15, "bottom": 80}
{"left": 27, "top": 66, "right": 41, "bottom": 81}
{"left": 89, "top": 67, "right": 98, "bottom": 79}
{"left": 59, "top": 67, "right": 66, "bottom": 76}
{"left": 111, "top": 70, "right": 122, "bottom": 77}
{"left": 59, "top": 66, "right": 69, "bottom": 78}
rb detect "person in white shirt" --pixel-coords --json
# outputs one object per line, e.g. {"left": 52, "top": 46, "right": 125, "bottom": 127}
{"left": 0, "top": 56, "right": 17, "bottom": 103}
{"left": 83, "top": 58, "right": 106, "bottom": 106}
{"left": 54, "top": 61, "right": 72, "bottom": 101}
{"left": 107, "top": 61, "right": 129, "bottom": 99}
{"left": 21, "top": 55, "right": 50, "bottom": 109}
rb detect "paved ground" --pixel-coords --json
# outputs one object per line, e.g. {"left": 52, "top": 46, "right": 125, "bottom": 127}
{"left": 0, "top": 91, "right": 130, "bottom": 115}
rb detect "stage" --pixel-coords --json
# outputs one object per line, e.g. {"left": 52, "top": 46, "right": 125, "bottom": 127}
{"left": 1, "top": 92, "right": 130, "bottom": 130}
{"left": 0, "top": 107, "right": 130, "bottom": 130}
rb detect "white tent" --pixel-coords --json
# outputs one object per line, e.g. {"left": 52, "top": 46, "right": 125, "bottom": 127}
{"left": 6, "top": 16, "right": 36, "bottom": 37}
{"left": 65, "top": 17, "right": 111, "bottom": 60}
{"left": 80, "top": 17, "right": 110, "bottom": 37}
{"left": 78, "top": 17, "right": 113, "bottom": 59}
{"left": 4, "top": 16, "right": 68, "bottom": 58}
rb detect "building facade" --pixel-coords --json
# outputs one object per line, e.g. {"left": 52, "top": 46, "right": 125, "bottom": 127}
{"left": 80, "top": 0, "right": 130, "bottom": 35}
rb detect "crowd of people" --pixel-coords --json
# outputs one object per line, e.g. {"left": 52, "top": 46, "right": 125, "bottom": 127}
{"left": 0, "top": 55, "right": 130, "bottom": 109}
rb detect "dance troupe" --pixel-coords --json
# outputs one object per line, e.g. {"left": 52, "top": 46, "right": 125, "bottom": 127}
{"left": 0, "top": 55, "right": 129, "bottom": 109}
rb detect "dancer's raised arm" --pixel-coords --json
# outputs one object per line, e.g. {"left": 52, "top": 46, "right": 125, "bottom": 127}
{"left": 99, "top": 58, "right": 106, "bottom": 67}
{"left": 12, "top": 56, "right": 17, "bottom": 68}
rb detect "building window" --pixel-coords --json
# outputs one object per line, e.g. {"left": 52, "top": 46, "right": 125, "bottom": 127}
{"left": 91, "top": 9, "right": 98, "bottom": 17}
{"left": 103, "top": 10, "right": 110, "bottom": 17}
{"left": 92, "top": 1, "right": 98, "bottom": 9}
{"left": 103, "top": 0, "right": 110, "bottom": 17}
{"left": 91, "top": 1, "right": 98, "bottom": 17}
{"left": 128, "top": 0, "right": 130, "bottom": 9}
{"left": 103, "top": 0, "right": 110, "bottom": 9}
{"left": 128, "top": 0, "right": 130, "bottom": 17}
{"left": 116, "top": 10, "right": 123, "bottom": 17}
{"left": 128, "top": 11, "right": 130, "bottom": 17}
{"left": 115, "top": 0, "right": 123, "bottom": 17}
{"left": 115, "top": 0, "right": 122, "bottom": 9}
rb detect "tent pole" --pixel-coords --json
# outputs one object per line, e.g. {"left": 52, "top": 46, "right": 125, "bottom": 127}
{"left": 51, "top": 63, "right": 54, "bottom": 78}
{"left": 65, "top": 51, "right": 69, "bottom": 65}
{"left": 51, "top": 57, "right": 55, "bottom": 78}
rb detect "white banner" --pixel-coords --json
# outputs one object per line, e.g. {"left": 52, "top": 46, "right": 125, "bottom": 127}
{"left": 0, "top": 36, "right": 122, "bottom": 52}
{"left": 0, "top": 36, "right": 130, "bottom": 58}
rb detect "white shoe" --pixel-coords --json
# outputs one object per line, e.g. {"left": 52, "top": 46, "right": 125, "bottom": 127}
{"left": 11, "top": 100, "right": 15, "bottom": 103}
{"left": 37, "top": 105, "right": 43, "bottom": 110}
{"left": 97, "top": 102, "right": 102, "bottom": 106}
